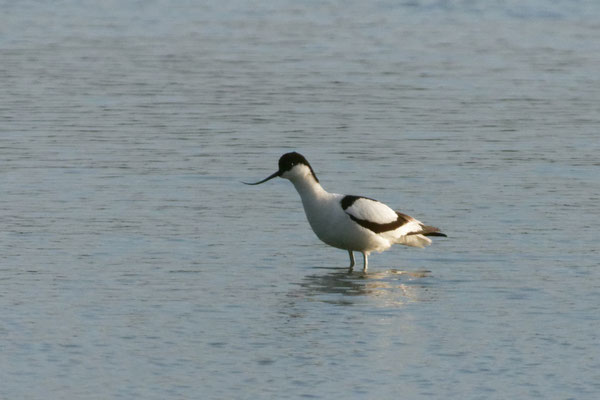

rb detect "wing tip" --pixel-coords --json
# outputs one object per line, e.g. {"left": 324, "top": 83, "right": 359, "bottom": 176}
{"left": 424, "top": 232, "right": 447, "bottom": 237}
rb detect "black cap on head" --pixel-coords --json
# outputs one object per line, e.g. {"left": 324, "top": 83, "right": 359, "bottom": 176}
{"left": 243, "top": 152, "right": 319, "bottom": 185}
{"left": 278, "top": 152, "right": 319, "bottom": 183}
{"left": 278, "top": 152, "right": 309, "bottom": 172}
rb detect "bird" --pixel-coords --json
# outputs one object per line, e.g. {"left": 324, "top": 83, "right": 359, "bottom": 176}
{"left": 244, "top": 152, "right": 446, "bottom": 272}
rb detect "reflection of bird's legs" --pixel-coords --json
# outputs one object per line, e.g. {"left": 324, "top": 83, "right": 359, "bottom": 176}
{"left": 348, "top": 250, "right": 355, "bottom": 271}
{"left": 362, "top": 251, "right": 368, "bottom": 272}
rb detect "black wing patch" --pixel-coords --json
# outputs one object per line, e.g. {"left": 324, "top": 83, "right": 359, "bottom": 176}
{"left": 347, "top": 211, "right": 411, "bottom": 234}
{"left": 340, "top": 195, "right": 375, "bottom": 210}
{"left": 341, "top": 195, "right": 410, "bottom": 234}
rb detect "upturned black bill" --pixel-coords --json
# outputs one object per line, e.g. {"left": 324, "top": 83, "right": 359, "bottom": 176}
{"left": 242, "top": 170, "right": 281, "bottom": 185}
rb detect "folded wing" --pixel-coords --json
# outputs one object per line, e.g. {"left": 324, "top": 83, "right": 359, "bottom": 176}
{"left": 341, "top": 196, "right": 416, "bottom": 234}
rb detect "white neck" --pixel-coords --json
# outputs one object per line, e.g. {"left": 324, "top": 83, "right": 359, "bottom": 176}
{"left": 290, "top": 175, "right": 328, "bottom": 202}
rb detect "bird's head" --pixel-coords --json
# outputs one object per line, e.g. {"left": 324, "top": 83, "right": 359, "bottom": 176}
{"left": 243, "top": 152, "right": 319, "bottom": 185}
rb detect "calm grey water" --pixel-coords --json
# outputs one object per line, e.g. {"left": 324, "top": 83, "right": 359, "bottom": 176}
{"left": 1, "top": 1, "right": 599, "bottom": 399}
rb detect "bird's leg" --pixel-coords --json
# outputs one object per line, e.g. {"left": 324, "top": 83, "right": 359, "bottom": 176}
{"left": 348, "top": 250, "right": 355, "bottom": 271}
{"left": 361, "top": 251, "right": 368, "bottom": 272}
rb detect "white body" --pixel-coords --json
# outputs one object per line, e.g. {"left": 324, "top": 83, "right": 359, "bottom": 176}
{"left": 286, "top": 164, "right": 432, "bottom": 256}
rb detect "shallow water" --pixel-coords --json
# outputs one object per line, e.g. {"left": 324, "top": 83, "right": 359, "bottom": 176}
{"left": 1, "top": 1, "right": 599, "bottom": 399}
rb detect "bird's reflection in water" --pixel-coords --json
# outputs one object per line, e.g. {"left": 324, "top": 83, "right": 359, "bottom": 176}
{"left": 293, "top": 268, "right": 435, "bottom": 307}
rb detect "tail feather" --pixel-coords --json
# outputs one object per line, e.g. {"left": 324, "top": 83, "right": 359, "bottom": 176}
{"left": 391, "top": 216, "right": 446, "bottom": 247}
{"left": 397, "top": 234, "right": 432, "bottom": 248}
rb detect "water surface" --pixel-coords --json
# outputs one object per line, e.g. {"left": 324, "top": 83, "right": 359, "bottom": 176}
{"left": 1, "top": 1, "right": 599, "bottom": 399}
